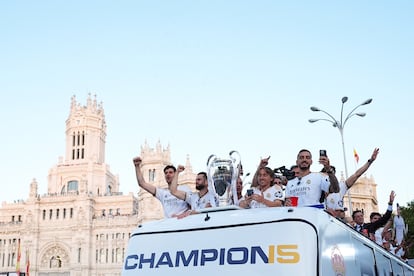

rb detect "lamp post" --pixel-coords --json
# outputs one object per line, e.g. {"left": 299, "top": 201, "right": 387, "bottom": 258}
{"left": 308, "top": 96, "right": 372, "bottom": 215}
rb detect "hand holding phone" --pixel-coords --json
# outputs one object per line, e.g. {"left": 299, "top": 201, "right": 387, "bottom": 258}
{"left": 247, "top": 189, "right": 253, "bottom": 196}
{"left": 320, "top": 150, "right": 327, "bottom": 157}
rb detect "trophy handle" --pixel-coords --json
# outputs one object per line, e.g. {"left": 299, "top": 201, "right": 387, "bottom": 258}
{"left": 229, "top": 151, "right": 241, "bottom": 205}
{"left": 206, "top": 154, "right": 217, "bottom": 200}
{"left": 207, "top": 154, "right": 217, "bottom": 166}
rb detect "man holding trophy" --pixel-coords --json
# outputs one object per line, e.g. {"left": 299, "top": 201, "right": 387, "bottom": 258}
{"left": 169, "top": 165, "right": 219, "bottom": 218}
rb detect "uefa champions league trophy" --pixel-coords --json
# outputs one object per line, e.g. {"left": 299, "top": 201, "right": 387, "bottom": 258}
{"left": 206, "top": 150, "right": 241, "bottom": 207}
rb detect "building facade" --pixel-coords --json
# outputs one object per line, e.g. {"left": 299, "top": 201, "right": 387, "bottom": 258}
{"left": 0, "top": 95, "right": 195, "bottom": 276}
{"left": 343, "top": 174, "right": 379, "bottom": 218}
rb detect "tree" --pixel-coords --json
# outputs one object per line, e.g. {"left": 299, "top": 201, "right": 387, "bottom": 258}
{"left": 400, "top": 200, "right": 414, "bottom": 259}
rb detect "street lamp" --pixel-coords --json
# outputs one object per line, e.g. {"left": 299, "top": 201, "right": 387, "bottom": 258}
{"left": 308, "top": 96, "right": 373, "bottom": 215}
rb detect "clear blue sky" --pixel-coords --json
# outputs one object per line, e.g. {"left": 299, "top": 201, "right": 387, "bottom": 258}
{"left": 1, "top": 1, "right": 412, "bottom": 212}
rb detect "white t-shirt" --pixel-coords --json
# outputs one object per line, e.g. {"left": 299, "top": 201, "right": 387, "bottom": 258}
{"left": 285, "top": 172, "right": 330, "bottom": 207}
{"left": 185, "top": 190, "right": 219, "bottom": 211}
{"left": 155, "top": 185, "right": 190, "bottom": 218}
{"left": 394, "top": 215, "right": 406, "bottom": 244}
{"left": 249, "top": 185, "right": 284, "bottom": 209}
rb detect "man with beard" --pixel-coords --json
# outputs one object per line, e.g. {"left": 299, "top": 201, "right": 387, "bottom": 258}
{"left": 285, "top": 149, "right": 339, "bottom": 207}
{"left": 169, "top": 165, "right": 219, "bottom": 218}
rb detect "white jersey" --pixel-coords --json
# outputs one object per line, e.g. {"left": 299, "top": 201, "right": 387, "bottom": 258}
{"left": 249, "top": 185, "right": 284, "bottom": 209}
{"left": 185, "top": 190, "right": 219, "bottom": 211}
{"left": 374, "top": 227, "right": 385, "bottom": 246}
{"left": 285, "top": 172, "right": 330, "bottom": 207}
{"left": 155, "top": 185, "right": 190, "bottom": 218}
{"left": 393, "top": 215, "right": 406, "bottom": 244}
{"left": 325, "top": 181, "right": 348, "bottom": 211}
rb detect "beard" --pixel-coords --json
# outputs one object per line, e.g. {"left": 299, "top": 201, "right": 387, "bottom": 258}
{"left": 196, "top": 183, "right": 205, "bottom": 191}
{"left": 299, "top": 162, "right": 310, "bottom": 170}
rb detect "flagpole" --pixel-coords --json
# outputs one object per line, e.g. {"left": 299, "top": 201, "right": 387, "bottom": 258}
{"left": 309, "top": 97, "right": 373, "bottom": 216}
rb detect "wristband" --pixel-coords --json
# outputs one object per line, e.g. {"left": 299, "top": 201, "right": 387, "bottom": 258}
{"left": 368, "top": 159, "right": 373, "bottom": 164}
{"left": 388, "top": 202, "right": 393, "bottom": 205}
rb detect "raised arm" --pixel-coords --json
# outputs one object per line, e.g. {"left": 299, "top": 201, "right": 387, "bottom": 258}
{"left": 319, "top": 155, "right": 339, "bottom": 193}
{"left": 133, "top": 156, "right": 156, "bottom": 196}
{"left": 169, "top": 165, "right": 186, "bottom": 200}
{"left": 252, "top": 156, "right": 270, "bottom": 188}
{"left": 369, "top": 191, "right": 395, "bottom": 232}
{"left": 345, "top": 148, "right": 379, "bottom": 188}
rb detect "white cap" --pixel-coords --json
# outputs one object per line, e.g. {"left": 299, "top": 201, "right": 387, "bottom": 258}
{"left": 326, "top": 193, "right": 346, "bottom": 211}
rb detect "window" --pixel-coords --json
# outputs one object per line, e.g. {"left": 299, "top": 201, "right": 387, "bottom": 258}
{"left": 70, "top": 208, "right": 73, "bottom": 218}
{"left": 99, "top": 249, "right": 104, "bottom": 263}
{"left": 78, "top": 248, "right": 81, "bottom": 263}
{"left": 56, "top": 209, "right": 59, "bottom": 219}
{"left": 43, "top": 210, "right": 46, "bottom": 220}
{"left": 149, "top": 169, "right": 156, "bottom": 182}
{"left": 49, "top": 209, "right": 53, "bottom": 219}
{"left": 67, "top": 180, "right": 78, "bottom": 192}
{"left": 63, "top": 208, "right": 66, "bottom": 219}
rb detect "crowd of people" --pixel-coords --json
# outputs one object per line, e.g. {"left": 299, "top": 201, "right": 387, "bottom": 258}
{"left": 132, "top": 147, "right": 409, "bottom": 262}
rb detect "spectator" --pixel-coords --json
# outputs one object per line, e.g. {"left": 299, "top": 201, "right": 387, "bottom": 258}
{"left": 133, "top": 157, "right": 190, "bottom": 218}
{"left": 353, "top": 190, "right": 395, "bottom": 238}
{"left": 394, "top": 204, "right": 406, "bottom": 245}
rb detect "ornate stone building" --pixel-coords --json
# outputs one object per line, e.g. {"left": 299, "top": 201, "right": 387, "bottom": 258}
{"left": 343, "top": 174, "right": 379, "bottom": 219}
{"left": 0, "top": 95, "right": 195, "bottom": 276}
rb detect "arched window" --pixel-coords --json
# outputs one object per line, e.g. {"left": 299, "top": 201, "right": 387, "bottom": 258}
{"left": 50, "top": 256, "right": 62, "bottom": 268}
{"left": 67, "top": 180, "right": 78, "bottom": 192}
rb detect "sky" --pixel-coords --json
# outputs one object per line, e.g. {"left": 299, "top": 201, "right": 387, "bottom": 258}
{"left": 1, "top": 1, "right": 413, "bottom": 212}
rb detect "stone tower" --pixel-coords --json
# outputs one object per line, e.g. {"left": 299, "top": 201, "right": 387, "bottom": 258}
{"left": 0, "top": 95, "right": 138, "bottom": 276}
{"left": 47, "top": 94, "right": 119, "bottom": 197}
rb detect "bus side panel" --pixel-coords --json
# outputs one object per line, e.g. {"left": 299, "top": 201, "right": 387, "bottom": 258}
{"left": 123, "top": 221, "right": 317, "bottom": 276}
{"left": 320, "top": 221, "right": 362, "bottom": 275}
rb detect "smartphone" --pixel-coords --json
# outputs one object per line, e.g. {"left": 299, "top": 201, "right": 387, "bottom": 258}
{"left": 247, "top": 189, "right": 253, "bottom": 196}
{"left": 319, "top": 149, "right": 327, "bottom": 157}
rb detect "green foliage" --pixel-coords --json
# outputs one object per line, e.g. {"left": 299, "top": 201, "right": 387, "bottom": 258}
{"left": 400, "top": 200, "right": 414, "bottom": 258}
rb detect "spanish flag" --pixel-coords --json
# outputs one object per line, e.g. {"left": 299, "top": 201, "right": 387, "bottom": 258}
{"left": 353, "top": 148, "right": 359, "bottom": 163}
{"left": 26, "top": 249, "right": 30, "bottom": 276}
{"left": 16, "top": 239, "right": 21, "bottom": 274}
